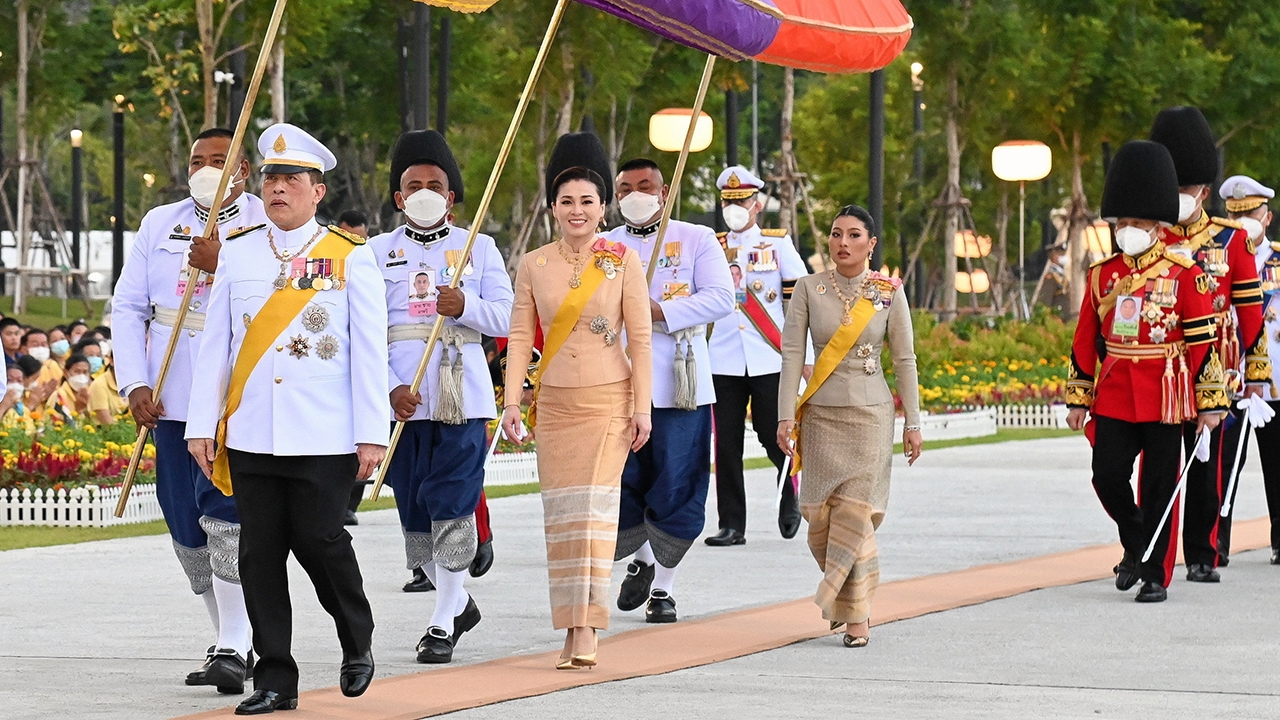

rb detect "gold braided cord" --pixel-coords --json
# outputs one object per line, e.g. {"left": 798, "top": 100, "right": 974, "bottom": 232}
{"left": 412, "top": 0, "right": 499, "bottom": 12}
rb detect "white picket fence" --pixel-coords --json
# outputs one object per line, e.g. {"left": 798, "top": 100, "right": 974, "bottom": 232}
{"left": 0, "top": 482, "right": 163, "bottom": 527}
{"left": 970, "top": 403, "right": 1070, "bottom": 429}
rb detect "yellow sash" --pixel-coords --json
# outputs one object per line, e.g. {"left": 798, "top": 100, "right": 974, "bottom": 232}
{"left": 527, "top": 262, "right": 608, "bottom": 428}
{"left": 790, "top": 295, "right": 878, "bottom": 474}
{"left": 211, "top": 231, "right": 359, "bottom": 494}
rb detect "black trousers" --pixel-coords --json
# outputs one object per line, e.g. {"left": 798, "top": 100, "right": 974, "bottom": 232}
{"left": 711, "top": 372, "right": 795, "bottom": 533}
{"left": 1181, "top": 412, "right": 1239, "bottom": 568}
{"left": 1093, "top": 416, "right": 1181, "bottom": 587}
{"left": 1242, "top": 400, "right": 1280, "bottom": 552}
{"left": 230, "top": 450, "right": 375, "bottom": 696}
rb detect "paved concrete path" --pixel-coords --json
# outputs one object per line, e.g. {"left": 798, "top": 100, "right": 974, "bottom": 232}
{"left": 0, "top": 435, "right": 1272, "bottom": 719}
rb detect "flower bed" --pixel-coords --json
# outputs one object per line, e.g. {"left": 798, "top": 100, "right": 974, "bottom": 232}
{"left": 0, "top": 415, "right": 155, "bottom": 492}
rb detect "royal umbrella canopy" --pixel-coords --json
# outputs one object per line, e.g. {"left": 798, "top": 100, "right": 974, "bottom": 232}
{"left": 737, "top": 0, "right": 913, "bottom": 73}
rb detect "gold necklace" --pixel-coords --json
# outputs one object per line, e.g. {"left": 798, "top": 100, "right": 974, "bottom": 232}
{"left": 267, "top": 226, "right": 325, "bottom": 291}
{"left": 557, "top": 240, "right": 588, "bottom": 289}
{"left": 828, "top": 270, "right": 861, "bottom": 325}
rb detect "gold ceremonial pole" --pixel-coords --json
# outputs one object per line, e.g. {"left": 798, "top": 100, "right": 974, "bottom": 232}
{"left": 115, "top": 0, "right": 291, "bottom": 517}
{"left": 370, "top": 0, "right": 570, "bottom": 500}
{"left": 646, "top": 55, "right": 717, "bottom": 284}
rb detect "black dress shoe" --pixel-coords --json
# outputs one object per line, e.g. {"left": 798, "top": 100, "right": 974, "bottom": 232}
{"left": 452, "top": 596, "right": 482, "bottom": 644}
{"left": 704, "top": 528, "right": 746, "bottom": 547}
{"left": 1217, "top": 537, "right": 1230, "bottom": 567}
{"left": 470, "top": 539, "right": 494, "bottom": 578}
{"left": 778, "top": 494, "right": 801, "bottom": 540}
{"left": 1113, "top": 553, "right": 1140, "bottom": 591}
{"left": 1135, "top": 580, "right": 1167, "bottom": 603}
{"left": 204, "top": 648, "right": 249, "bottom": 695}
{"left": 1186, "top": 563, "right": 1221, "bottom": 583}
{"left": 645, "top": 589, "right": 678, "bottom": 623}
{"left": 403, "top": 567, "right": 435, "bottom": 593}
{"left": 186, "top": 645, "right": 217, "bottom": 686}
{"left": 416, "top": 626, "right": 454, "bottom": 664}
{"left": 235, "top": 689, "right": 297, "bottom": 715}
{"left": 340, "top": 649, "right": 374, "bottom": 697}
{"left": 617, "top": 560, "right": 654, "bottom": 611}
{"left": 344, "top": 510, "right": 359, "bottom": 526}
{"left": 1271, "top": 548, "right": 1280, "bottom": 565}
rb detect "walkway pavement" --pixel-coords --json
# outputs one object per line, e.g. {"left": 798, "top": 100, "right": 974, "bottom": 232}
{"left": 0, "top": 435, "right": 1274, "bottom": 720}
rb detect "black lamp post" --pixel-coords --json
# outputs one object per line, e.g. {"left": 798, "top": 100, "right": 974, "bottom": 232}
{"left": 868, "top": 69, "right": 885, "bottom": 270}
{"left": 70, "top": 129, "right": 83, "bottom": 280}
{"left": 112, "top": 96, "right": 125, "bottom": 289}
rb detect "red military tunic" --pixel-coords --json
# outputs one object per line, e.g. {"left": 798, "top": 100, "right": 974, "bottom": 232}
{"left": 1069, "top": 241, "right": 1227, "bottom": 424}
{"left": 1162, "top": 213, "right": 1270, "bottom": 387}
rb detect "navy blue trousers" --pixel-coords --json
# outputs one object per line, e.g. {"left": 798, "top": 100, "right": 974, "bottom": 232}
{"left": 617, "top": 406, "right": 712, "bottom": 567}
{"left": 386, "top": 419, "right": 487, "bottom": 532}
{"left": 154, "top": 419, "right": 239, "bottom": 549}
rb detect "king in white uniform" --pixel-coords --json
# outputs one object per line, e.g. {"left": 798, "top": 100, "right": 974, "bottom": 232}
{"left": 112, "top": 127, "right": 266, "bottom": 693}
{"left": 186, "top": 123, "right": 388, "bottom": 714}
{"left": 371, "top": 130, "right": 513, "bottom": 663}
{"left": 603, "top": 158, "right": 734, "bottom": 623}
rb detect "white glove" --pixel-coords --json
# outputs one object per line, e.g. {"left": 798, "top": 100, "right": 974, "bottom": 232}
{"left": 1238, "top": 395, "right": 1275, "bottom": 429}
{"left": 1194, "top": 429, "right": 1212, "bottom": 463}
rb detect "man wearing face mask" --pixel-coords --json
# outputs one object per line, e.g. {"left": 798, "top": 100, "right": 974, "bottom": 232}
{"left": 706, "top": 165, "right": 811, "bottom": 547}
{"left": 369, "top": 130, "right": 512, "bottom": 664}
{"left": 600, "top": 158, "right": 734, "bottom": 622}
{"left": 1066, "top": 140, "right": 1227, "bottom": 603}
{"left": 1150, "top": 107, "right": 1269, "bottom": 584}
{"left": 21, "top": 328, "right": 61, "bottom": 384}
{"left": 1219, "top": 175, "right": 1280, "bottom": 564}
{"left": 111, "top": 126, "right": 266, "bottom": 695}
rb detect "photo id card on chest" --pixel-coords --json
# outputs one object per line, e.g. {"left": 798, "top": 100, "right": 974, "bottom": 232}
{"left": 1111, "top": 294, "right": 1141, "bottom": 340}
{"left": 175, "top": 260, "right": 208, "bottom": 297}
{"left": 408, "top": 267, "right": 438, "bottom": 317}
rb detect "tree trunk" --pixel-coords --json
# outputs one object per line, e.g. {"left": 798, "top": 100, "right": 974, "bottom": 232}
{"left": 941, "top": 65, "right": 961, "bottom": 320}
{"left": 994, "top": 182, "right": 1010, "bottom": 315}
{"left": 778, "top": 68, "right": 797, "bottom": 240}
{"left": 197, "top": 0, "right": 217, "bottom": 129}
{"left": 270, "top": 21, "right": 286, "bottom": 123}
{"left": 15, "top": 0, "right": 31, "bottom": 310}
{"left": 1065, "top": 130, "right": 1090, "bottom": 320}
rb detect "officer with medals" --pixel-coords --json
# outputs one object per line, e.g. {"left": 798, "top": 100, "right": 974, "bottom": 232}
{"left": 1066, "top": 140, "right": 1227, "bottom": 603}
{"left": 602, "top": 157, "right": 734, "bottom": 623}
{"left": 1150, "top": 107, "right": 1269, "bottom": 583}
{"left": 186, "top": 123, "right": 388, "bottom": 714}
{"left": 706, "top": 165, "right": 811, "bottom": 546}
{"left": 112, "top": 127, "right": 266, "bottom": 694}
{"left": 371, "top": 130, "right": 513, "bottom": 662}
{"left": 1221, "top": 175, "right": 1280, "bottom": 564}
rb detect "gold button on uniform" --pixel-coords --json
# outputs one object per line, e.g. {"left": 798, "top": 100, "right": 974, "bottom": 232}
{"left": 277, "top": 345, "right": 283, "bottom": 352}
{"left": 275, "top": 377, "right": 283, "bottom": 384}
{"left": 739, "top": 324, "right": 746, "bottom": 330}
{"left": 188, "top": 331, "right": 196, "bottom": 337}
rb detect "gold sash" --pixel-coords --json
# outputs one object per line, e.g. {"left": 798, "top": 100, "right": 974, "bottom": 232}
{"left": 791, "top": 295, "right": 878, "bottom": 474}
{"left": 211, "top": 231, "right": 359, "bottom": 494}
{"left": 528, "top": 262, "right": 608, "bottom": 428}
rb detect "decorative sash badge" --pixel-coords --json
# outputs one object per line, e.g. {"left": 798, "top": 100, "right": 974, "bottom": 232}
{"left": 591, "top": 237, "right": 626, "bottom": 280}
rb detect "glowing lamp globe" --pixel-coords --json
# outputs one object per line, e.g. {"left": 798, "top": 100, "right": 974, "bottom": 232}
{"left": 649, "top": 109, "right": 714, "bottom": 153}
{"left": 991, "top": 140, "right": 1052, "bottom": 183}
{"left": 955, "top": 270, "right": 990, "bottom": 294}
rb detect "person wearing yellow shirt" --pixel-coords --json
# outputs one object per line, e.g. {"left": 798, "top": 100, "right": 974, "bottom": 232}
{"left": 87, "top": 361, "right": 126, "bottom": 425}
{"left": 48, "top": 354, "right": 92, "bottom": 422}
{"left": 22, "top": 328, "right": 64, "bottom": 384}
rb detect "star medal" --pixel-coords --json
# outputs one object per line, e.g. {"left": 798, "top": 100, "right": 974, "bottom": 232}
{"left": 301, "top": 304, "right": 329, "bottom": 333}
{"left": 1141, "top": 301, "right": 1164, "bottom": 325}
{"left": 862, "top": 357, "right": 878, "bottom": 375}
{"left": 767, "top": 289, "right": 778, "bottom": 302}
{"left": 1149, "top": 325, "right": 1168, "bottom": 343}
{"left": 288, "top": 334, "right": 311, "bottom": 359}
{"left": 841, "top": 313, "right": 853, "bottom": 326}
{"left": 569, "top": 276, "right": 581, "bottom": 289}
{"left": 1267, "top": 308, "right": 1277, "bottom": 323}
{"left": 589, "top": 316, "right": 610, "bottom": 335}
{"left": 315, "top": 334, "right": 339, "bottom": 360}
{"left": 856, "top": 343, "right": 874, "bottom": 358}
{"left": 604, "top": 328, "right": 619, "bottom": 346}
{"left": 751, "top": 279, "right": 764, "bottom": 292}
{"left": 1213, "top": 295, "right": 1226, "bottom": 312}
{"left": 273, "top": 273, "right": 288, "bottom": 291}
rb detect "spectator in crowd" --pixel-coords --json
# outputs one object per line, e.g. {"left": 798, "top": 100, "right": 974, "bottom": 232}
{"left": 67, "top": 321, "right": 88, "bottom": 346}
{"left": 73, "top": 339, "right": 105, "bottom": 377}
{"left": 0, "top": 364, "right": 25, "bottom": 420}
{"left": 48, "top": 327, "right": 71, "bottom": 364}
{"left": 0, "top": 318, "right": 23, "bottom": 365}
{"left": 87, "top": 354, "right": 125, "bottom": 425}
{"left": 337, "top": 209, "right": 369, "bottom": 239}
{"left": 21, "top": 328, "right": 63, "bottom": 384}
{"left": 49, "top": 353, "right": 92, "bottom": 420}
{"left": 16, "top": 355, "right": 56, "bottom": 416}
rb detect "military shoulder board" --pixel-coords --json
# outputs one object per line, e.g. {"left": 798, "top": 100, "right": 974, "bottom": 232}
{"left": 761, "top": 228, "right": 788, "bottom": 238}
{"left": 328, "top": 224, "right": 366, "bottom": 246}
{"left": 225, "top": 223, "right": 266, "bottom": 241}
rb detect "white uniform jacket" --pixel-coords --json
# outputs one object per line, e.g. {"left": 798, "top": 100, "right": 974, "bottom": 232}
{"left": 707, "top": 225, "right": 811, "bottom": 376}
{"left": 1256, "top": 238, "right": 1280, "bottom": 400}
{"left": 186, "top": 218, "right": 391, "bottom": 454}
{"left": 112, "top": 194, "right": 268, "bottom": 422}
{"left": 604, "top": 220, "right": 734, "bottom": 408}
{"left": 369, "top": 224, "right": 513, "bottom": 421}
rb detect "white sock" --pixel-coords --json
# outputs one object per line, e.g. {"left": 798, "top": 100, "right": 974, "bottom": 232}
{"left": 422, "top": 560, "right": 439, "bottom": 586}
{"left": 431, "top": 567, "right": 467, "bottom": 635}
{"left": 633, "top": 541, "right": 656, "bottom": 566}
{"left": 653, "top": 563, "right": 678, "bottom": 595}
{"left": 213, "top": 576, "right": 253, "bottom": 656}
{"left": 200, "top": 589, "right": 220, "bottom": 636}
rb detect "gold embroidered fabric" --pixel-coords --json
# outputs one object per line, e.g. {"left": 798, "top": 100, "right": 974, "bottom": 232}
{"left": 1196, "top": 347, "right": 1229, "bottom": 411}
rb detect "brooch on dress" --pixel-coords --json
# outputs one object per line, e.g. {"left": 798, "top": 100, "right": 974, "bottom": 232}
{"left": 288, "top": 334, "right": 311, "bottom": 359}
{"left": 301, "top": 304, "right": 329, "bottom": 333}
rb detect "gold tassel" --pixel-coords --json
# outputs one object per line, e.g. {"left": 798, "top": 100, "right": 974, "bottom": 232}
{"left": 1161, "top": 353, "right": 1178, "bottom": 425}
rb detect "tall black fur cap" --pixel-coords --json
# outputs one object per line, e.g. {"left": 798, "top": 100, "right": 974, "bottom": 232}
{"left": 389, "top": 130, "right": 464, "bottom": 203}
{"left": 544, "top": 132, "right": 613, "bottom": 208}
{"left": 1100, "top": 140, "right": 1180, "bottom": 224}
{"left": 1149, "top": 106, "right": 1218, "bottom": 187}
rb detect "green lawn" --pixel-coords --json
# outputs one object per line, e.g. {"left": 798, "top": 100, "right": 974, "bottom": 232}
{"left": 0, "top": 296, "right": 108, "bottom": 331}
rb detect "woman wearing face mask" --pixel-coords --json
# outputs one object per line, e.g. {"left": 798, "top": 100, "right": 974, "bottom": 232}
{"left": 500, "top": 134, "right": 652, "bottom": 670}
{"left": 73, "top": 339, "right": 106, "bottom": 377}
{"left": 49, "top": 354, "right": 93, "bottom": 420}
{"left": 87, "top": 354, "right": 126, "bottom": 425}
{"left": 67, "top": 321, "right": 88, "bottom": 347}
{"left": 776, "top": 205, "right": 921, "bottom": 648}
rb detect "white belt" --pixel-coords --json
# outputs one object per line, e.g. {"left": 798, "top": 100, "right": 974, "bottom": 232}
{"left": 387, "top": 323, "right": 481, "bottom": 345}
{"left": 151, "top": 304, "right": 205, "bottom": 332}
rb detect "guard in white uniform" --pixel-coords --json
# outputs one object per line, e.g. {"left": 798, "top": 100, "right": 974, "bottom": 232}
{"left": 372, "top": 130, "right": 513, "bottom": 663}
{"left": 706, "top": 165, "right": 811, "bottom": 546}
{"left": 603, "top": 157, "right": 734, "bottom": 623}
{"left": 112, "top": 127, "right": 266, "bottom": 694}
{"left": 1222, "top": 175, "right": 1280, "bottom": 563}
{"left": 186, "top": 123, "right": 388, "bottom": 714}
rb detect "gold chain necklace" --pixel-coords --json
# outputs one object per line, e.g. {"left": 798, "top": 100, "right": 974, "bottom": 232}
{"left": 828, "top": 270, "right": 862, "bottom": 325}
{"left": 557, "top": 240, "right": 588, "bottom": 289}
{"left": 267, "top": 226, "right": 325, "bottom": 291}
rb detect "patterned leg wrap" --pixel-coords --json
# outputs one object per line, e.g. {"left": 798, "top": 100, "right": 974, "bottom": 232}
{"left": 613, "top": 524, "right": 648, "bottom": 562}
{"left": 172, "top": 541, "right": 213, "bottom": 595}
{"left": 647, "top": 522, "right": 694, "bottom": 568}
{"left": 404, "top": 529, "right": 434, "bottom": 571}
{"left": 431, "top": 515, "right": 478, "bottom": 572}
{"left": 198, "top": 516, "right": 241, "bottom": 584}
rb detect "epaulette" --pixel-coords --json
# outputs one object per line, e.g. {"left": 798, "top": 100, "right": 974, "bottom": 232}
{"left": 1271, "top": 241, "right": 1280, "bottom": 254}
{"left": 1164, "top": 250, "right": 1195, "bottom": 268}
{"left": 867, "top": 270, "right": 903, "bottom": 289}
{"left": 225, "top": 223, "right": 265, "bottom": 241}
{"left": 328, "top": 224, "right": 366, "bottom": 245}
{"left": 1089, "top": 252, "right": 1118, "bottom": 269}
{"left": 1212, "top": 216, "right": 1243, "bottom": 231}
{"left": 716, "top": 232, "right": 728, "bottom": 248}
{"left": 761, "top": 228, "right": 788, "bottom": 238}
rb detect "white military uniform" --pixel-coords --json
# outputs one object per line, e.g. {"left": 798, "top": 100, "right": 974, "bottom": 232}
{"left": 114, "top": 193, "right": 268, "bottom": 420}
{"left": 603, "top": 219, "right": 734, "bottom": 407}
{"left": 370, "top": 223, "right": 513, "bottom": 420}
{"left": 185, "top": 216, "right": 390, "bottom": 454}
{"left": 708, "top": 224, "right": 810, "bottom": 376}
{"left": 1256, "top": 238, "right": 1280, "bottom": 399}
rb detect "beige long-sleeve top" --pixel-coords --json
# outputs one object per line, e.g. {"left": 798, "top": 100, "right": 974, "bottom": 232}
{"left": 504, "top": 239, "right": 653, "bottom": 410}
{"left": 778, "top": 269, "right": 920, "bottom": 426}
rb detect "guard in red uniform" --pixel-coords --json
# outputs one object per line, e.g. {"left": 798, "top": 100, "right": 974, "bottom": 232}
{"left": 1150, "top": 106, "right": 1270, "bottom": 582}
{"left": 1066, "top": 140, "right": 1228, "bottom": 604}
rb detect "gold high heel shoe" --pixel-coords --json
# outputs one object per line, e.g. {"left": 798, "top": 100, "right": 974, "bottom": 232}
{"left": 570, "top": 628, "right": 597, "bottom": 668}
{"left": 843, "top": 621, "right": 869, "bottom": 648}
{"left": 556, "top": 630, "right": 577, "bottom": 670}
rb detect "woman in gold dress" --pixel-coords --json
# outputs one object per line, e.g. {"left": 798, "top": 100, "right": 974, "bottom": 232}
{"left": 777, "top": 204, "right": 922, "bottom": 647}
{"left": 501, "top": 136, "right": 652, "bottom": 669}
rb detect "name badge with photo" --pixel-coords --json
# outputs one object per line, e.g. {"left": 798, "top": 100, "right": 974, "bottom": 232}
{"left": 408, "top": 267, "right": 437, "bottom": 318}
{"left": 1110, "top": 294, "right": 1142, "bottom": 340}
{"left": 662, "top": 281, "right": 691, "bottom": 300}
{"left": 175, "top": 259, "right": 208, "bottom": 297}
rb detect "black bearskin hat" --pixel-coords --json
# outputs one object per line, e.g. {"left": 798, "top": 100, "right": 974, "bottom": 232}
{"left": 389, "top": 130, "right": 464, "bottom": 203}
{"left": 1100, "top": 140, "right": 1180, "bottom": 225}
{"left": 1149, "top": 106, "right": 1218, "bottom": 187}
{"left": 544, "top": 132, "right": 613, "bottom": 208}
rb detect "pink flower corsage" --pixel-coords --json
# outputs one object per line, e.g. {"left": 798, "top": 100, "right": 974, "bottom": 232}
{"left": 592, "top": 237, "right": 626, "bottom": 278}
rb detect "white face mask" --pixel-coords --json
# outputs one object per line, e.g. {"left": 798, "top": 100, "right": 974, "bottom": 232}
{"left": 402, "top": 189, "right": 449, "bottom": 228}
{"left": 1115, "top": 225, "right": 1158, "bottom": 256}
{"left": 1240, "top": 217, "right": 1265, "bottom": 242}
{"left": 1177, "top": 192, "right": 1200, "bottom": 223}
{"left": 188, "top": 165, "right": 243, "bottom": 209}
{"left": 68, "top": 374, "right": 90, "bottom": 391}
{"left": 619, "top": 192, "right": 662, "bottom": 225}
{"left": 7, "top": 382, "right": 23, "bottom": 395}
{"left": 97, "top": 340, "right": 112, "bottom": 358}
{"left": 722, "top": 204, "right": 753, "bottom": 233}
{"left": 26, "top": 346, "right": 49, "bottom": 363}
